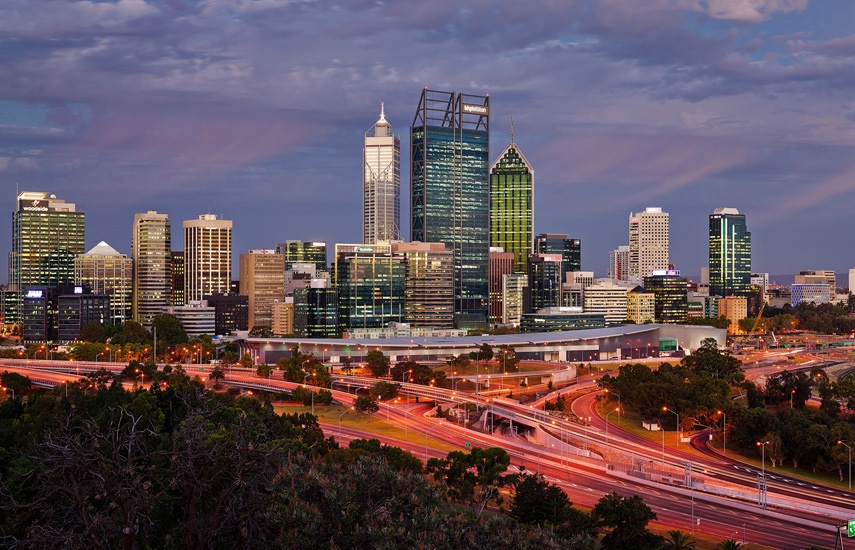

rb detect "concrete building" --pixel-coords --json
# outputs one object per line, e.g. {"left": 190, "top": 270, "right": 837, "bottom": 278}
{"left": 411, "top": 89, "right": 490, "bottom": 317}
{"left": 718, "top": 296, "right": 748, "bottom": 334}
{"left": 629, "top": 207, "right": 669, "bottom": 279}
{"left": 392, "top": 241, "right": 454, "bottom": 328}
{"left": 184, "top": 214, "right": 232, "bottom": 302}
{"left": 363, "top": 102, "right": 401, "bottom": 244}
{"left": 502, "top": 273, "right": 527, "bottom": 327}
{"left": 271, "top": 298, "right": 294, "bottom": 336}
{"left": 10, "top": 192, "right": 85, "bottom": 323}
{"left": 132, "top": 211, "right": 171, "bottom": 327}
{"left": 609, "top": 245, "right": 631, "bottom": 281}
{"left": 22, "top": 285, "right": 109, "bottom": 343}
{"left": 490, "top": 139, "right": 533, "bottom": 274}
{"left": 562, "top": 271, "right": 595, "bottom": 308}
{"left": 239, "top": 249, "right": 285, "bottom": 329}
{"left": 796, "top": 270, "right": 836, "bottom": 290}
{"left": 627, "top": 290, "right": 656, "bottom": 324}
{"left": 167, "top": 300, "right": 216, "bottom": 337}
{"left": 74, "top": 241, "right": 133, "bottom": 324}
{"left": 520, "top": 308, "right": 606, "bottom": 333}
{"left": 488, "top": 248, "right": 515, "bottom": 325}
{"left": 583, "top": 282, "right": 629, "bottom": 326}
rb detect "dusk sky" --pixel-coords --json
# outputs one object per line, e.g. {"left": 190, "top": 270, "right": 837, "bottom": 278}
{"left": 2, "top": 0, "right": 854, "bottom": 283}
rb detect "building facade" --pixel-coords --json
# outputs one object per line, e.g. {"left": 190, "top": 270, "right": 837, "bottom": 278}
{"left": 411, "top": 89, "right": 490, "bottom": 317}
{"left": 167, "top": 301, "right": 216, "bottom": 338}
{"left": 170, "top": 251, "right": 185, "bottom": 306}
{"left": 9, "top": 192, "right": 85, "bottom": 322}
{"left": 392, "top": 242, "right": 454, "bottom": 328}
{"left": 791, "top": 283, "right": 831, "bottom": 306}
{"left": 363, "top": 102, "right": 401, "bottom": 244}
{"left": 272, "top": 298, "right": 294, "bottom": 336}
{"left": 204, "top": 293, "right": 248, "bottom": 336}
{"left": 643, "top": 271, "right": 688, "bottom": 324}
{"left": 239, "top": 249, "right": 285, "bottom": 329}
{"left": 609, "top": 245, "right": 631, "bottom": 281}
{"left": 334, "top": 243, "right": 406, "bottom": 330}
{"left": 583, "top": 282, "right": 629, "bottom": 326}
{"left": 184, "top": 214, "right": 232, "bottom": 302}
{"left": 709, "top": 207, "right": 751, "bottom": 297}
{"left": 502, "top": 273, "right": 528, "bottom": 327}
{"left": 629, "top": 207, "right": 669, "bottom": 279}
{"left": 293, "top": 279, "right": 339, "bottom": 338}
{"left": 132, "top": 211, "right": 171, "bottom": 327}
{"left": 718, "top": 296, "right": 748, "bottom": 334}
{"left": 534, "top": 233, "right": 581, "bottom": 279}
{"left": 528, "top": 254, "right": 563, "bottom": 312}
{"left": 74, "top": 241, "right": 133, "bottom": 324}
{"left": 627, "top": 290, "right": 656, "bottom": 324}
{"left": 489, "top": 142, "right": 533, "bottom": 274}
{"left": 276, "top": 240, "right": 327, "bottom": 272}
{"left": 488, "top": 248, "right": 515, "bottom": 325}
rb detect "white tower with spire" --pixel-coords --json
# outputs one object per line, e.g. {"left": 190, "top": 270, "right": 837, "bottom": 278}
{"left": 363, "top": 101, "right": 401, "bottom": 244}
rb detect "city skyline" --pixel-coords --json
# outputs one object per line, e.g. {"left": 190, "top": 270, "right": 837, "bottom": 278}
{"left": 2, "top": 1, "right": 855, "bottom": 278}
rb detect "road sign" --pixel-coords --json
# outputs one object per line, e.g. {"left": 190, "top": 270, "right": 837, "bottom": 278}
{"left": 848, "top": 518, "right": 855, "bottom": 537}
{"left": 465, "top": 442, "right": 471, "bottom": 448}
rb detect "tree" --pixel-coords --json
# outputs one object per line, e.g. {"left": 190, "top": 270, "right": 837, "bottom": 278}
{"left": 248, "top": 326, "right": 273, "bottom": 338}
{"left": 510, "top": 473, "right": 574, "bottom": 526}
{"left": 366, "top": 350, "right": 390, "bottom": 377}
{"left": 716, "top": 540, "right": 742, "bottom": 550}
{"left": 256, "top": 363, "right": 272, "bottom": 378}
{"left": 0, "top": 371, "right": 31, "bottom": 396}
{"left": 470, "top": 343, "right": 493, "bottom": 363}
{"left": 152, "top": 314, "right": 188, "bottom": 347}
{"left": 354, "top": 395, "right": 379, "bottom": 420}
{"left": 79, "top": 321, "right": 106, "bottom": 343}
{"left": 371, "top": 381, "right": 400, "bottom": 401}
{"left": 210, "top": 366, "right": 225, "bottom": 389}
{"left": 110, "top": 320, "right": 151, "bottom": 346}
{"left": 426, "top": 446, "right": 513, "bottom": 517}
{"left": 663, "top": 530, "right": 696, "bottom": 549}
{"left": 341, "top": 356, "right": 354, "bottom": 375}
{"left": 592, "top": 492, "right": 662, "bottom": 550}
{"left": 239, "top": 353, "right": 253, "bottom": 369}
{"left": 680, "top": 338, "right": 743, "bottom": 383}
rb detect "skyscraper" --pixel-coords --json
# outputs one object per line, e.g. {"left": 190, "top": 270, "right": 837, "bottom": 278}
{"left": 275, "top": 240, "right": 327, "bottom": 272}
{"left": 74, "top": 241, "right": 133, "bottom": 324}
{"left": 363, "top": 102, "right": 401, "bottom": 244}
{"left": 527, "top": 254, "right": 563, "bottom": 312}
{"left": 10, "top": 192, "right": 85, "bottom": 321}
{"left": 239, "top": 249, "right": 285, "bottom": 329}
{"left": 488, "top": 248, "right": 514, "bottom": 325}
{"left": 132, "top": 211, "right": 171, "bottom": 327}
{"left": 490, "top": 135, "right": 533, "bottom": 274}
{"left": 534, "top": 233, "right": 582, "bottom": 279}
{"left": 170, "top": 251, "right": 185, "bottom": 306}
{"left": 333, "top": 243, "right": 405, "bottom": 330}
{"left": 709, "top": 208, "right": 751, "bottom": 297}
{"left": 411, "top": 88, "right": 490, "bottom": 317}
{"left": 392, "top": 241, "right": 454, "bottom": 328}
{"left": 184, "top": 214, "right": 232, "bottom": 302}
{"left": 629, "top": 207, "right": 669, "bottom": 279}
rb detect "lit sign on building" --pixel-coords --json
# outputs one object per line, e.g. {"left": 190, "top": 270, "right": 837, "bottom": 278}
{"left": 25, "top": 290, "right": 44, "bottom": 298}
{"left": 652, "top": 270, "right": 681, "bottom": 276}
{"left": 74, "top": 286, "right": 83, "bottom": 294}
{"left": 20, "top": 200, "right": 49, "bottom": 212}
{"left": 462, "top": 103, "right": 489, "bottom": 115}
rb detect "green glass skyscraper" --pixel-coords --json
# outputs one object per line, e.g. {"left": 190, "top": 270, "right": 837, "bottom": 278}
{"left": 709, "top": 208, "right": 751, "bottom": 297}
{"left": 490, "top": 139, "right": 533, "bottom": 274}
{"left": 411, "top": 89, "right": 490, "bottom": 317}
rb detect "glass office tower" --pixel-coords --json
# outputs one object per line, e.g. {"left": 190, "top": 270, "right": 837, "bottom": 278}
{"left": 490, "top": 142, "right": 533, "bottom": 274}
{"left": 333, "top": 243, "right": 406, "bottom": 330}
{"left": 534, "top": 233, "right": 582, "bottom": 278}
{"left": 709, "top": 208, "right": 751, "bottom": 297}
{"left": 412, "top": 89, "right": 489, "bottom": 317}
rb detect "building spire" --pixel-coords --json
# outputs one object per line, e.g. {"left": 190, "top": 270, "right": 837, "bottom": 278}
{"left": 378, "top": 101, "right": 387, "bottom": 124}
{"left": 510, "top": 116, "right": 515, "bottom": 144}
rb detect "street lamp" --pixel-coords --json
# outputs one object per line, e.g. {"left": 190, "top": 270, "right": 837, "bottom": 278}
{"left": 605, "top": 407, "right": 620, "bottom": 446}
{"left": 604, "top": 388, "right": 621, "bottom": 425}
{"left": 756, "top": 440, "right": 769, "bottom": 507}
{"left": 662, "top": 406, "right": 680, "bottom": 447}
{"left": 838, "top": 440, "right": 852, "bottom": 491}
{"left": 717, "top": 410, "right": 727, "bottom": 455}
{"left": 338, "top": 406, "right": 354, "bottom": 438}
{"left": 1, "top": 386, "right": 14, "bottom": 399}
{"left": 790, "top": 389, "right": 795, "bottom": 409}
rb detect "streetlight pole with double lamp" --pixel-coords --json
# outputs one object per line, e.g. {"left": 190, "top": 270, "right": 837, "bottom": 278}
{"left": 756, "top": 440, "right": 769, "bottom": 507}
{"left": 717, "top": 410, "right": 727, "bottom": 455}
{"left": 662, "top": 406, "right": 680, "bottom": 447}
{"left": 338, "top": 406, "right": 354, "bottom": 439}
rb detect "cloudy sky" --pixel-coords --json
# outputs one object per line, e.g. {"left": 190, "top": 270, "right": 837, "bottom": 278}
{"left": 1, "top": 0, "right": 854, "bottom": 282}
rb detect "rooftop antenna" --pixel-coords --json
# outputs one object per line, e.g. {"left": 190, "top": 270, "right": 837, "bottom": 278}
{"left": 379, "top": 101, "right": 386, "bottom": 123}
{"left": 510, "top": 116, "right": 515, "bottom": 144}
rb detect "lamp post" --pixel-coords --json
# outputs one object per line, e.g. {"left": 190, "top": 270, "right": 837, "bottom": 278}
{"left": 717, "top": 410, "right": 727, "bottom": 455}
{"left": 605, "top": 407, "right": 620, "bottom": 446}
{"left": 1, "top": 386, "right": 14, "bottom": 399}
{"left": 338, "top": 407, "right": 353, "bottom": 438}
{"left": 790, "top": 389, "right": 795, "bottom": 409}
{"left": 756, "top": 440, "right": 769, "bottom": 507}
{"left": 662, "top": 406, "right": 680, "bottom": 447}
{"left": 838, "top": 440, "right": 852, "bottom": 491}
{"left": 604, "top": 388, "right": 621, "bottom": 425}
